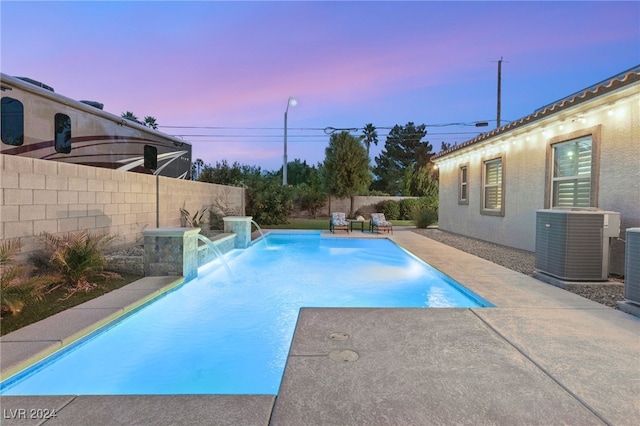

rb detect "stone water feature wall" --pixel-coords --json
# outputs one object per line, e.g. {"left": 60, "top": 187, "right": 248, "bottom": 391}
{"left": 143, "top": 217, "right": 254, "bottom": 281}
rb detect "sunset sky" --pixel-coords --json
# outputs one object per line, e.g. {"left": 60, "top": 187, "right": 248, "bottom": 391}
{"left": 2, "top": 1, "right": 638, "bottom": 171}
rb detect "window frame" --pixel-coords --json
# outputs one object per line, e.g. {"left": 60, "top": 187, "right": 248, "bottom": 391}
{"left": 481, "top": 156, "right": 505, "bottom": 216}
{"left": 544, "top": 126, "right": 600, "bottom": 209}
{"left": 458, "top": 164, "right": 469, "bottom": 205}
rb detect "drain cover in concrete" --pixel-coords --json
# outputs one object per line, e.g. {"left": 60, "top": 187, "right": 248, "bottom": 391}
{"left": 329, "top": 349, "right": 359, "bottom": 362}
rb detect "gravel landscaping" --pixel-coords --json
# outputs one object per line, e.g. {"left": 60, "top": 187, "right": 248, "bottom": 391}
{"left": 412, "top": 228, "right": 625, "bottom": 309}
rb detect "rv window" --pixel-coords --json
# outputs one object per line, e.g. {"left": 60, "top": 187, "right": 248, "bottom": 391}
{"left": 144, "top": 145, "right": 158, "bottom": 170}
{"left": 1, "top": 97, "right": 24, "bottom": 146}
{"left": 54, "top": 113, "right": 72, "bottom": 153}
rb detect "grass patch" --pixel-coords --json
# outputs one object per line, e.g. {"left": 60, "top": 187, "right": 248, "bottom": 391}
{"left": 260, "top": 218, "right": 414, "bottom": 230}
{"left": 1, "top": 272, "right": 142, "bottom": 336}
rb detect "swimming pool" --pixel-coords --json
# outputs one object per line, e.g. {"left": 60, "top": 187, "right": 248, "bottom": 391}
{"left": 1, "top": 232, "right": 492, "bottom": 395}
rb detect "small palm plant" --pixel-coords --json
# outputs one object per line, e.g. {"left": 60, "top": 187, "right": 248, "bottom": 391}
{"left": 0, "top": 240, "right": 50, "bottom": 316}
{"left": 40, "top": 231, "right": 121, "bottom": 300}
{"left": 180, "top": 207, "right": 208, "bottom": 228}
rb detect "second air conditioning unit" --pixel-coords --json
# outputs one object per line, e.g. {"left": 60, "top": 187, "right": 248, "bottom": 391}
{"left": 624, "top": 228, "right": 640, "bottom": 304}
{"left": 535, "top": 209, "right": 620, "bottom": 281}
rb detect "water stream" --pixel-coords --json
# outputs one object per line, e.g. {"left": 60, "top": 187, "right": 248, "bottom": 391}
{"left": 250, "top": 219, "right": 269, "bottom": 247}
{"left": 195, "top": 233, "right": 234, "bottom": 278}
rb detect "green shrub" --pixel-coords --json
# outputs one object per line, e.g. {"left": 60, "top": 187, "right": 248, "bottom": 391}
{"left": 245, "top": 180, "right": 295, "bottom": 225}
{"left": 413, "top": 206, "right": 438, "bottom": 228}
{"left": 399, "top": 198, "right": 418, "bottom": 220}
{"left": 0, "top": 240, "right": 51, "bottom": 316}
{"left": 416, "top": 194, "right": 438, "bottom": 209}
{"left": 295, "top": 183, "right": 328, "bottom": 218}
{"left": 378, "top": 199, "right": 400, "bottom": 220}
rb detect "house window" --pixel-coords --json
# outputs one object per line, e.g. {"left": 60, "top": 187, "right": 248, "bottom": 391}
{"left": 458, "top": 165, "right": 468, "bottom": 205}
{"left": 54, "top": 113, "right": 71, "bottom": 153}
{"left": 1, "top": 97, "right": 24, "bottom": 146}
{"left": 482, "top": 157, "right": 503, "bottom": 215}
{"left": 552, "top": 136, "right": 592, "bottom": 207}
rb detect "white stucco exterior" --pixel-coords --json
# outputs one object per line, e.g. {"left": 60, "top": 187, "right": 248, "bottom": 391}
{"left": 433, "top": 70, "right": 640, "bottom": 276}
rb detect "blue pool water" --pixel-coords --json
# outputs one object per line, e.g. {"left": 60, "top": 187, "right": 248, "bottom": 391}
{"left": 1, "top": 232, "right": 492, "bottom": 395}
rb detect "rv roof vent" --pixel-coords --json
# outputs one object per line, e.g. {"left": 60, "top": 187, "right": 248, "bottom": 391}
{"left": 15, "top": 77, "right": 55, "bottom": 92}
{"left": 80, "top": 100, "right": 104, "bottom": 110}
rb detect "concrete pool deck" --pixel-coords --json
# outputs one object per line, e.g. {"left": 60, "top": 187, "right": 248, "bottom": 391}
{"left": 1, "top": 228, "right": 638, "bottom": 425}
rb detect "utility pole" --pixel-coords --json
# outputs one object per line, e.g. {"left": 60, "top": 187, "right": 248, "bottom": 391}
{"left": 494, "top": 57, "right": 508, "bottom": 128}
{"left": 497, "top": 57, "right": 502, "bottom": 128}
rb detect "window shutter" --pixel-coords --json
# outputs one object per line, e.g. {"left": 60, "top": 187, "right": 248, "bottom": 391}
{"left": 484, "top": 159, "right": 502, "bottom": 210}
{"left": 552, "top": 137, "right": 592, "bottom": 207}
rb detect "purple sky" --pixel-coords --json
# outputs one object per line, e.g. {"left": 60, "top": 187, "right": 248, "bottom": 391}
{"left": 2, "top": 1, "right": 639, "bottom": 172}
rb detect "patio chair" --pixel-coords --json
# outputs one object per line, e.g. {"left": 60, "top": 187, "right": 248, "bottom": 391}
{"left": 370, "top": 213, "right": 393, "bottom": 234}
{"left": 329, "top": 212, "right": 349, "bottom": 233}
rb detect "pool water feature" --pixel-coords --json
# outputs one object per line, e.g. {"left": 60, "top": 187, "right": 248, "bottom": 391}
{"left": 1, "top": 232, "right": 492, "bottom": 396}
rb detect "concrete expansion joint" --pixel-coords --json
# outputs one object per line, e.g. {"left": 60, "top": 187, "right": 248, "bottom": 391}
{"left": 468, "top": 309, "right": 612, "bottom": 425}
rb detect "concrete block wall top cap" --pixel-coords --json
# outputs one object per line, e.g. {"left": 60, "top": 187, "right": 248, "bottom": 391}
{"left": 223, "top": 216, "right": 253, "bottom": 222}
{"left": 142, "top": 227, "right": 202, "bottom": 236}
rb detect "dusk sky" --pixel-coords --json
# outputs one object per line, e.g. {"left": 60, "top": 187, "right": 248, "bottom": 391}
{"left": 2, "top": 1, "right": 639, "bottom": 172}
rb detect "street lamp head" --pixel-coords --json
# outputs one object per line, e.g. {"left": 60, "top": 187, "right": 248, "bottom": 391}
{"left": 288, "top": 97, "right": 298, "bottom": 107}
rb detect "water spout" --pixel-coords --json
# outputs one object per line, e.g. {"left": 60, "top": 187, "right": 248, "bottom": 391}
{"left": 250, "top": 220, "right": 269, "bottom": 247}
{"left": 196, "top": 234, "right": 234, "bottom": 278}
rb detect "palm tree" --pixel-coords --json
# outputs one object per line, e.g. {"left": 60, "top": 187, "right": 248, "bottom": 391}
{"left": 193, "top": 158, "right": 205, "bottom": 180}
{"left": 144, "top": 116, "right": 158, "bottom": 130}
{"left": 121, "top": 111, "right": 140, "bottom": 123}
{"left": 361, "top": 123, "right": 378, "bottom": 157}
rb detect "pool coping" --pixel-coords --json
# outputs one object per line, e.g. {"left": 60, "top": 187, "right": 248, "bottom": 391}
{"left": 1, "top": 228, "right": 639, "bottom": 425}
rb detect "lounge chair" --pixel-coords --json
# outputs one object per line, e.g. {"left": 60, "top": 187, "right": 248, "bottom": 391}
{"left": 329, "top": 212, "right": 349, "bottom": 233}
{"left": 370, "top": 213, "right": 393, "bottom": 234}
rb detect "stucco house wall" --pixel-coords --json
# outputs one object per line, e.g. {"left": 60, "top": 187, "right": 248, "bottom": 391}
{"left": 433, "top": 70, "right": 639, "bottom": 276}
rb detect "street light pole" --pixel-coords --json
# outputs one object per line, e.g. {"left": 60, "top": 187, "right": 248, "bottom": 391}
{"left": 283, "top": 97, "right": 297, "bottom": 185}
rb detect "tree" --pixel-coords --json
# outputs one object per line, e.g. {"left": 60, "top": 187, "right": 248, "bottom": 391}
{"left": 323, "top": 131, "right": 372, "bottom": 216}
{"left": 144, "top": 116, "right": 158, "bottom": 130}
{"left": 121, "top": 112, "right": 158, "bottom": 129}
{"left": 403, "top": 164, "right": 438, "bottom": 197}
{"left": 372, "top": 122, "right": 432, "bottom": 195}
{"left": 197, "top": 160, "right": 260, "bottom": 186}
{"left": 440, "top": 141, "right": 456, "bottom": 152}
{"left": 191, "top": 158, "right": 205, "bottom": 180}
{"left": 275, "top": 159, "right": 314, "bottom": 187}
{"left": 121, "top": 111, "right": 141, "bottom": 124}
{"left": 361, "top": 123, "right": 378, "bottom": 157}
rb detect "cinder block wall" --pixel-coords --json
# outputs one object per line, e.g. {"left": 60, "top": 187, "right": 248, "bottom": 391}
{"left": 158, "top": 176, "right": 245, "bottom": 228}
{"left": 0, "top": 154, "right": 244, "bottom": 259}
{"left": 322, "top": 196, "right": 417, "bottom": 217}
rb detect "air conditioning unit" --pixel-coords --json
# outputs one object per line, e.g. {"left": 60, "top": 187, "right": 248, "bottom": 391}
{"left": 535, "top": 209, "right": 620, "bottom": 281}
{"left": 624, "top": 228, "right": 640, "bottom": 304}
